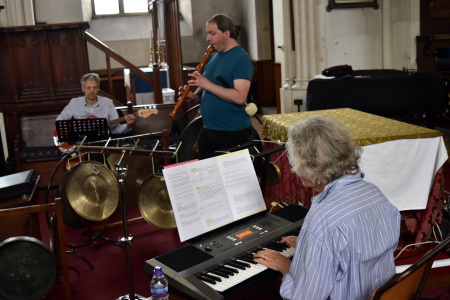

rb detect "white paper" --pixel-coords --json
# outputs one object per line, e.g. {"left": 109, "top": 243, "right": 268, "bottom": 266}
{"left": 163, "top": 149, "right": 266, "bottom": 241}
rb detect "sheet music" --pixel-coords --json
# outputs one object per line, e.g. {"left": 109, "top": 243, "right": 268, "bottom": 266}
{"left": 163, "top": 149, "right": 266, "bottom": 242}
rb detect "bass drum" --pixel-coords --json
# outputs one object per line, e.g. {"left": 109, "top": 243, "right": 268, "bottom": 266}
{"left": 0, "top": 236, "right": 57, "bottom": 300}
{"left": 58, "top": 164, "right": 92, "bottom": 229}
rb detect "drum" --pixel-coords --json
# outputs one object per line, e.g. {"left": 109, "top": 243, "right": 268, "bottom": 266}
{"left": 0, "top": 236, "right": 57, "bottom": 300}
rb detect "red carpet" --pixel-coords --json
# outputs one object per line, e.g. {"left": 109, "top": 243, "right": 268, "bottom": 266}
{"left": 37, "top": 194, "right": 186, "bottom": 300}
{"left": 37, "top": 179, "right": 450, "bottom": 300}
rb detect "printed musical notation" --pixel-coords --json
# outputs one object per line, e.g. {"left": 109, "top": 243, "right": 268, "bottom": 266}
{"left": 162, "top": 149, "right": 266, "bottom": 242}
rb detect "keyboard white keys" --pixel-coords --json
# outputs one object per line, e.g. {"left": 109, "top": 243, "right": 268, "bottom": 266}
{"left": 203, "top": 263, "right": 268, "bottom": 292}
{"left": 199, "top": 244, "right": 296, "bottom": 293}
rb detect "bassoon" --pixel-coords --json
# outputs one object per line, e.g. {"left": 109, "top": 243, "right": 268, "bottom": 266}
{"left": 169, "top": 45, "right": 215, "bottom": 117}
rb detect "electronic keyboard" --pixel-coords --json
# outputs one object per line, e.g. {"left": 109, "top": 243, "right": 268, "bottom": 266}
{"left": 144, "top": 204, "right": 308, "bottom": 300}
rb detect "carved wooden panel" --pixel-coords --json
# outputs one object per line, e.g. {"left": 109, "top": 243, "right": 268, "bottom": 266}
{"left": 47, "top": 29, "right": 89, "bottom": 97}
{"left": 0, "top": 23, "right": 90, "bottom": 166}
{"left": 0, "top": 34, "right": 16, "bottom": 100}
{"left": 0, "top": 22, "right": 90, "bottom": 112}
{"left": 11, "top": 31, "right": 53, "bottom": 99}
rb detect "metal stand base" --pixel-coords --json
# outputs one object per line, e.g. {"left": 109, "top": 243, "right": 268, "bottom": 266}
{"left": 115, "top": 294, "right": 146, "bottom": 300}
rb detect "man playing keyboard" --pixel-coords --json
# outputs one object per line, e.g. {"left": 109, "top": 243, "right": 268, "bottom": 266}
{"left": 254, "top": 115, "right": 400, "bottom": 300}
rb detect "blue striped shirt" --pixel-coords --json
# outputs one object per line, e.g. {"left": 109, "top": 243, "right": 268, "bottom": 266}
{"left": 56, "top": 96, "right": 131, "bottom": 135}
{"left": 280, "top": 172, "right": 400, "bottom": 300}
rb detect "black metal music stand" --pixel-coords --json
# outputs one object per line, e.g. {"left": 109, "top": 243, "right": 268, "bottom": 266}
{"left": 55, "top": 118, "right": 109, "bottom": 143}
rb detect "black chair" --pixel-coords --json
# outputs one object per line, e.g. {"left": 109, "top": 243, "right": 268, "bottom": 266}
{"left": 370, "top": 236, "right": 450, "bottom": 300}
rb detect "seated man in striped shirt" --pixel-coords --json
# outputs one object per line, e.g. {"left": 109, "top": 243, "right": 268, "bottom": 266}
{"left": 254, "top": 115, "right": 400, "bottom": 300}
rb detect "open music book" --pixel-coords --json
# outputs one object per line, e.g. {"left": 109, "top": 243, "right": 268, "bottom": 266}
{"left": 163, "top": 149, "right": 266, "bottom": 242}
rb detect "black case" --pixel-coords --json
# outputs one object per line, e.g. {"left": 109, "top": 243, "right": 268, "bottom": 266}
{"left": 0, "top": 170, "right": 37, "bottom": 201}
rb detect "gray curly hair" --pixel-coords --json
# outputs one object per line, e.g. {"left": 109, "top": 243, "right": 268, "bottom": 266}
{"left": 286, "top": 115, "right": 361, "bottom": 185}
{"left": 80, "top": 73, "right": 100, "bottom": 87}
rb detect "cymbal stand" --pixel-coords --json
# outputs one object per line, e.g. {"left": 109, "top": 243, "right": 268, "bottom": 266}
{"left": 115, "top": 153, "right": 145, "bottom": 300}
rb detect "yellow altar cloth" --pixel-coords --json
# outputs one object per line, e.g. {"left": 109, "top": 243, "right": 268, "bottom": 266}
{"left": 261, "top": 108, "right": 445, "bottom": 146}
{"left": 261, "top": 108, "right": 448, "bottom": 245}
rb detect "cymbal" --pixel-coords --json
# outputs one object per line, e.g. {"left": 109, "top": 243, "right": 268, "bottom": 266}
{"left": 138, "top": 176, "right": 176, "bottom": 230}
{"left": 65, "top": 161, "right": 119, "bottom": 221}
{"left": 266, "top": 161, "right": 281, "bottom": 187}
{"left": 107, "top": 146, "right": 155, "bottom": 209}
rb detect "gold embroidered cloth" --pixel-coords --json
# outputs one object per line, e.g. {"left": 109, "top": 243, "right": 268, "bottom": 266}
{"left": 262, "top": 108, "right": 447, "bottom": 245}
{"left": 261, "top": 108, "right": 445, "bottom": 147}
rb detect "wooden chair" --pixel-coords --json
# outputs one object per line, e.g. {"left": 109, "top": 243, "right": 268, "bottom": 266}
{"left": 371, "top": 236, "right": 450, "bottom": 300}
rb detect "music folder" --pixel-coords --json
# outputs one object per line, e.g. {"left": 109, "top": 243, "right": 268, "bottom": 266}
{"left": 55, "top": 118, "right": 109, "bottom": 143}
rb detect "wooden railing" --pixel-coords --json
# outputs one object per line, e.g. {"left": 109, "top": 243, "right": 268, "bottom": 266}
{"left": 83, "top": 31, "right": 163, "bottom": 105}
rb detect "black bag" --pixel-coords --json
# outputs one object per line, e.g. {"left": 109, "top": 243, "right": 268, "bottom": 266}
{"left": 322, "top": 65, "right": 354, "bottom": 77}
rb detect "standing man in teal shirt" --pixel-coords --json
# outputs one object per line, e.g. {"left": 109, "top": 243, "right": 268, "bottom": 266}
{"left": 179, "top": 13, "right": 254, "bottom": 159}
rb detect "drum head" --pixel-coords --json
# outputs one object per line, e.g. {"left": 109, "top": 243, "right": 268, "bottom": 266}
{"left": 0, "top": 236, "right": 56, "bottom": 300}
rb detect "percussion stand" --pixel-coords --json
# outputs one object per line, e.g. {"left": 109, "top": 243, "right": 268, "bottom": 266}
{"left": 48, "top": 134, "right": 122, "bottom": 271}
{"left": 115, "top": 156, "right": 145, "bottom": 300}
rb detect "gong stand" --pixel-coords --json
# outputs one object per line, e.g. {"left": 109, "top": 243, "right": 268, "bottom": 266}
{"left": 45, "top": 150, "right": 118, "bottom": 271}
{"left": 76, "top": 141, "right": 175, "bottom": 300}
{"left": 79, "top": 131, "right": 174, "bottom": 234}
{"left": 114, "top": 153, "right": 145, "bottom": 300}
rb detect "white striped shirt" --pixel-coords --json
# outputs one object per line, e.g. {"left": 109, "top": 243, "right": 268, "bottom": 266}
{"left": 280, "top": 172, "right": 400, "bottom": 300}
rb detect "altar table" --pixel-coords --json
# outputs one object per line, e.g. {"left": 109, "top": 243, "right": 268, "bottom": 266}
{"left": 261, "top": 108, "right": 448, "bottom": 244}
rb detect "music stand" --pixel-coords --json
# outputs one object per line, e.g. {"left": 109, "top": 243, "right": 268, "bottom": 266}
{"left": 55, "top": 118, "right": 109, "bottom": 143}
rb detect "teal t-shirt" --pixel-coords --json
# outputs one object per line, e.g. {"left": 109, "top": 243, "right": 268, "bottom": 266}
{"left": 201, "top": 46, "right": 254, "bottom": 131}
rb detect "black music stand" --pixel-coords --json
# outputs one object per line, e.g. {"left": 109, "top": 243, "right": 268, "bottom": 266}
{"left": 55, "top": 118, "right": 109, "bottom": 143}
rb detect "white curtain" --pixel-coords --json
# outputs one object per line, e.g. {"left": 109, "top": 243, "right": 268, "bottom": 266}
{"left": 0, "top": 0, "right": 35, "bottom": 27}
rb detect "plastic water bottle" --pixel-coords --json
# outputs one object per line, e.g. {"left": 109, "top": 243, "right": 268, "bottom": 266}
{"left": 150, "top": 266, "right": 169, "bottom": 300}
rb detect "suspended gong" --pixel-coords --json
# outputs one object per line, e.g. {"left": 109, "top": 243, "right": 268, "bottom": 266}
{"left": 59, "top": 168, "right": 92, "bottom": 228}
{"left": 107, "top": 145, "right": 155, "bottom": 210}
{"left": 0, "top": 236, "right": 57, "bottom": 300}
{"left": 265, "top": 162, "right": 282, "bottom": 187}
{"left": 138, "top": 176, "right": 176, "bottom": 230}
{"left": 65, "top": 161, "right": 119, "bottom": 221}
